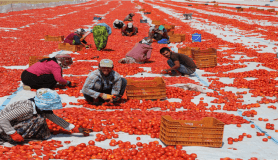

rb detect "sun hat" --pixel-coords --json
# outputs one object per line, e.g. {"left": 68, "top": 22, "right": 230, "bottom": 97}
{"left": 127, "top": 22, "right": 133, "bottom": 28}
{"left": 99, "top": 59, "right": 113, "bottom": 68}
{"left": 34, "top": 88, "right": 63, "bottom": 111}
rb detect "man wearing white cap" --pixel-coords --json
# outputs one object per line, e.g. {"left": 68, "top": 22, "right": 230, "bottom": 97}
{"left": 113, "top": 19, "right": 125, "bottom": 29}
{"left": 82, "top": 59, "right": 127, "bottom": 105}
{"left": 121, "top": 22, "right": 138, "bottom": 36}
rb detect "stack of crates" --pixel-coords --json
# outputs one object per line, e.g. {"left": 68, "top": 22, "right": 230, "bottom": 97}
{"left": 159, "top": 115, "right": 225, "bottom": 148}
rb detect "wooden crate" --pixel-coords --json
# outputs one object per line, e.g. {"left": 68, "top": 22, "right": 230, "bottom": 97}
{"left": 29, "top": 56, "right": 49, "bottom": 67}
{"left": 152, "top": 20, "right": 161, "bottom": 25}
{"left": 169, "top": 34, "right": 185, "bottom": 43}
{"left": 267, "top": 9, "right": 275, "bottom": 12}
{"left": 178, "top": 47, "right": 200, "bottom": 58}
{"left": 168, "top": 31, "right": 174, "bottom": 36}
{"left": 249, "top": 7, "right": 256, "bottom": 9}
{"left": 58, "top": 43, "right": 84, "bottom": 52}
{"left": 214, "top": 4, "right": 218, "bottom": 7}
{"left": 139, "top": 9, "right": 145, "bottom": 11}
{"left": 276, "top": 12, "right": 278, "bottom": 15}
{"left": 159, "top": 116, "right": 224, "bottom": 148}
{"left": 44, "top": 35, "right": 64, "bottom": 41}
{"left": 237, "top": 8, "right": 244, "bottom": 12}
{"left": 126, "top": 77, "right": 166, "bottom": 100}
{"left": 257, "top": 9, "right": 264, "bottom": 11}
{"left": 192, "top": 48, "right": 217, "bottom": 68}
{"left": 162, "top": 24, "right": 173, "bottom": 32}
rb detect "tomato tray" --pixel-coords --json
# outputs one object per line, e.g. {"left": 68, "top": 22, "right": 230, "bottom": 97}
{"left": 126, "top": 77, "right": 166, "bottom": 100}
{"left": 44, "top": 35, "right": 64, "bottom": 41}
{"left": 192, "top": 48, "right": 217, "bottom": 68}
{"left": 159, "top": 115, "right": 225, "bottom": 148}
{"left": 169, "top": 34, "right": 185, "bottom": 43}
{"left": 29, "top": 56, "right": 49, "bottom": 67}
{"left": 152, "top": 20, "right": 161, "bottom": 26}
{"left": 178, "top": 47, "right": 200, "bottom": 58}
{"left": 58, "top": 43, "right": 84, "bottom": 52}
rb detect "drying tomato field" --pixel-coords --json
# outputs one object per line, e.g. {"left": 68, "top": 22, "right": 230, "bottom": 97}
{"left": 0, "top": 0, "right": 278, "bottom": 159}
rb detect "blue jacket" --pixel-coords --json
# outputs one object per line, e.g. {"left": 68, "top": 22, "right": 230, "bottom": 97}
{"left": 91, "top": 23, "right": 112, "bottom": 35}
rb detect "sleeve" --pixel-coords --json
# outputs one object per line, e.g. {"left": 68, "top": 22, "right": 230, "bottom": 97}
{"left": 171, "top": 54, "right": 179, "bottom": 62}
{"left": 0, "top": 101, "right": 33, "bottom": 135}
{"left": 73, "top": 35, "right": 81, "bottom": 45}
{"left": 113, "top": 21, "right": 117, "bottom": 29}
{"left": 111, "top": 75, "right": 122, "bottom": 96}
{"left": 121, "top": 26, "right": 127, "bottom": 34}
{"left": 107, "top": 25, "right": 112, "bottom": 35}
{"left": 145, "top": 48, "right": 152, "bottom": 60}
{"left": 81, "top": 73, "right": 101, "bottom": 99}
{"left": 82, "top": 39, "right": 87, "bottom": 44}
{"left": 45, "top": 113, "right": 70, "bottom": 129}
{"left": 49, "top": 62, "right": 67, "bottom": 85}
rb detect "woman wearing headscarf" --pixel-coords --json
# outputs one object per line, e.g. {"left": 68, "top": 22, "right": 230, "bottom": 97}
{"left": 0, "top": 89, "right": 83, "bottom": 144}
{"left": 113, "top": 19, "right": 125, "bottom": 29}
{"left": 21, "top": 54, "right": 73, "bottom": 90}
{"left": 121, "top": 22, "right": 138, "bottom": 36}
{"left": 91, "top": 23, "right": 112, "bottom": 51}
{"left": 118, "top": 37, "right": 153, "bottom": 64}
{"left": 64, "top": 28, "right": 88, "bottom": 46}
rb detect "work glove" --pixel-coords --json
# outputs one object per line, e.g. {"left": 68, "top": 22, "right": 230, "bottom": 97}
{"left": 10, "top": 132, "right": 24, "bottom": 142}
{"left": 66, "top": 81, "right": 72, "bottom": 87}
{"left": 72, "top": 40, "right": 75, "bottom": 45}
{"left": 101, "top": 93, "right": 113, "bottom": 101}
{"left": 112, "top": 95, "right": 121, "bottom": 103}
{"left": 71, "top": 127, "right": 92, "bottom": 136}
{"left": 161, "top": 69, "right": 169, "bottom": 74}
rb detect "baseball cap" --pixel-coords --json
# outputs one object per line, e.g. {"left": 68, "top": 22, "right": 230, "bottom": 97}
{"left": 99, "top": 59, "right": 113, "bottom": 68}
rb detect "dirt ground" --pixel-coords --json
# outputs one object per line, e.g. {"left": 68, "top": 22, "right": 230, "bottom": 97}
{"left": 0, "top": 0, "right": 75, "bottom": 6}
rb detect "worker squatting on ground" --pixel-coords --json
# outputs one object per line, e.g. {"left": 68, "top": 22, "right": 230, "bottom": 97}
{"left": 118, "top": 37, "right": 153, "bottom": 64}
{"left": 0, "top": 89, "right": 83, "bottom": 145}
{"left": 113, "top": 19, "right": 125, "bottom": 29}
{"left": 82, "top": 59, "right": 127, "bottom": 106}
{"left": 91, "top": 23, "right": 112, "bottom": 51}
{"left": 21, "top": 54, "right": 73, "bottom": 90}
{"left": 64, "top": 28, "right": 90, "bottom": 48}
{"left": 160, "top": 47, "right": 197, "bottom": 76}
{"left": 150, "top": 25, "right": 169, "bottom": 42}
{"left": 121, "top": 23, "right": 138, "bottom": 36}
{"left": 123, "top": 13, "right": 135, "bottom": 22}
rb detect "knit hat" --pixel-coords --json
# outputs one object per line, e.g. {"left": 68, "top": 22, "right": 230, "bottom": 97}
{"left": 115, "top": 19, "right": 119, "bottom": 24}
{"left": 127, "top": 22, "right": 133, "bottom": 28}
{"left": 158, "top": 25, "right": 165, "bottom": 31}
{"left": 34, "top": 88, "right": 63, "bottom": 111}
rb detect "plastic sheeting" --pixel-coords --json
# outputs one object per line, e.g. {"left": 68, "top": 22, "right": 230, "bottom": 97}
{"left": 0, "top": 0, "right": 89, "bottom": 13}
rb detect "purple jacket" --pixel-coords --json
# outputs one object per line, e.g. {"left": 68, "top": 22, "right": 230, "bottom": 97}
{"left": 126, "top": 43, "right": 152, "bottom": 63}
{"left": 26, "top": 60, "right": 67, "bottom": 84}
{"left": 64, "top": 33, "right": 78, "bottom": 44}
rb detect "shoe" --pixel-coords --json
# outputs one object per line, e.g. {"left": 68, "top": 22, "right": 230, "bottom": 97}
{"left": 23, "top": 85, "right": 31, "bottom": 90}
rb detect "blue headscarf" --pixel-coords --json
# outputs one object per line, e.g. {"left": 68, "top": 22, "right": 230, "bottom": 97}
{"left": 34, "top": 88, "right": 63, "bottom": 111}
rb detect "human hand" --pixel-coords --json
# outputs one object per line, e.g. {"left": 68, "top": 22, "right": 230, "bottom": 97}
{"left": 10, "top": 132, "right": 24, "bottom": 142}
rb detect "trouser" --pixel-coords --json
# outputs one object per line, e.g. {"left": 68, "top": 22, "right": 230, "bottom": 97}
{"left": 122, "top": 27, "right": 138, "bottom": 36}
{"left": 93, "top": 25, "right": 108, "bottom": 51}
{"left": 21, "top": 70, "right": 57, "bottom": 89}
{"left": 167, "top": 59, "right": 195, "bottom": 75}
{"left": 0, "top": 114, "right": 50, "bottom": 144}
{"left": 84, "top": 78, "right": 127, "bottom": 105}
